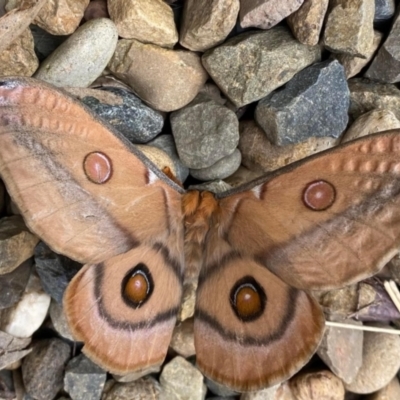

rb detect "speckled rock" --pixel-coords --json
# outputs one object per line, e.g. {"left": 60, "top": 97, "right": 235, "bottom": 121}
{"left": 345, "top": 329, "right": 400, "bottom": 393}
{"left": 35, "top": 18, "right": 118, "bottom": 87}
{"left": 334, "top": 30, "right": 383, "bottom": 78}
{"left": 104, "top": 376, "right": 161, "bottom": 399}
{"left": 1, "top": 274, "right": 51, "bottom": 338}
{"left": 287, "top": 0, "right": 328, "bottom": 46}
{"left": 79, "top": 87, "right": 164, "bottom": 143}
{"left": 240, "top": 384, "right": 280, "bottom": 399}
{"left": 0, "top": 28, "right": 38, "bottom": 76}
{"left": 160, "top": 356, "right": 206, "bottom": 400}
{"left": 22, "top": 339, "right": 71, "bottom": 400}
{"left": 109, "top": 39, "right": 208, "bottom": 112}
{"left": 170, "top": 319, "right": 196, "bottom": 358}
{"left": 317, "top": 320, "right": 363, "bottom": 384}
{"left": 180, "top": 0, "right": 239, "bottom": 51}
{"left": 349, "top": 79, "right": 400, "bottom": 120}
{"left": 323, "top": 0, "right": 375, "bottom": 58}
{"left": 366, "top": 377, "right": 400, "bottom": 400}
{"left": 239, "top": 120, "right": 337, "bottom": 173}
{"left": 290, "top": 370, "right": 345, "bottom": 400}
{"left": 0, "top": 215, "right": 39, "bottom": 275}
{"left": 108, "top": 0, "right": 178, "bottom": 48}
{"left": 202, "top": 27, "right": 321, "bottom": 107}
{"left": 0, "top": 260, "right": 31, "bottom": 310}
{"left": 342, "top": 109, "right": 400, "bottom": 143}
{"left": 34, "top": 242, "right": 82, "bottom": 304}
{"left": 135, "top": 145, "right": 176, "bottom": 177}
{"left": 190, "top": 149, "right": 241, "bottom": 181}
{"left": 374, "top": 0, "right": 395, "bottom": 23}
{"left": 49, "top": 300, "right": 74, "bottom": 341}
{"left": 148, "top": 135, "right": 189, "bottom": 183}
{"left": 64, "top": 354, "right": 107, "bottom": 400}
{"left": 365, "top": 11, "right": 400, "bottom": 83}
{"left": 255, "top": 60, "right": 349, "bottom": 145}
{"left": 171, "top": 96, "right": 239, "bottom": 169}
{"left": 239, "top": 0, "right": 304, "bottom": 29}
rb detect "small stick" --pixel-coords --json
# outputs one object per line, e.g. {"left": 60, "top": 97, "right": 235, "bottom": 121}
{"left": 384, "top": 280, "right": 400, "bottom": 313}
{"left": 326, "top": 321, "right": 400, "bottom": 335}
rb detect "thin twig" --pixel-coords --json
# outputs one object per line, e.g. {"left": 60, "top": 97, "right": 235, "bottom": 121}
{"left": 326, "top": 321, "right": 400, "bottom": 335}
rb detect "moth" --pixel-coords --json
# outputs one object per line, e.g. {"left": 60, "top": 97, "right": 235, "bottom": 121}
{"left": 0, "top": 77, "right": 398, "bottom": 392}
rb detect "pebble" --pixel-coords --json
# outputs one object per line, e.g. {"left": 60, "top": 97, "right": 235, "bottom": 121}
{"left": 317, "top": 320, "right": 363, "bottom": 384}
{"left": 190, "top": 149, "right": 241, "bottom": 181}
{"left": 108, "top": 0, "right": 178, "bottom": 48}
{"left": 334, "top": 30, "right": 383, "bottom": 78}
{"left": 0, "top": 330, "right": 31, "bottom": 370}
{"left": 64, "top": 354, "right": 107, "bottom": 400}
{"left": 34, "top": 242, "right": 82, "bottom": 304}
{"left": 148, "top": 134, "right": 190, "bottom": 183}
{"left": 160, "top": 356, "right": 207, "bottom": 400}
{"left": 345, "top": 329, "right": 400, "bottom": 393}
{"left": 78, "top": 87, "right": 164, "bottom": 143}
{"left": 171, "top": 95, "right": 239, "bottom": 169}
{"left": 239, "top": 120, "right": 337, "bottom": 173}
{"left": 108, "top": 39, "right": 208, "bottom": 112}
{"left": 103, "top": 376, "right": 161, "bottom": 399}
{"left": 366, "top": 377, "right": 400, "bottom": 400}
{"left": 349, "top": 79, "right": 400, "bottom": 120}
{"left": 35, "top": 18, "right": 118, "bottom": 87}
{"left": 28, "top": 0, "right": 89, "bottom": 35}
{"left": 0, "top": 28, "right": 38, "bottom": 76}
{"left": 22, "top": 338, "right": 71, "bottom": 400}
{"left": 287, "top": 0, "right": 329, "bottom": 46}
{"left": 255, "top": 60, "right": 349, "bottom": 145}
{"left": 202, "top": 27, "right": 321, "bottom": 107}
{"left": 206, "top": 378, "right": 238, "bottom": 397}
{"left": 239, "top": 0, "right": 304, "bottom": 29}
{"left": 374, "top": 0, "right": 395, "bottom": 23}
{"left": 179, "top": 281, "right": 197, "bottom": 321}
{"left": 112, "top": 364, "right": 160, "bottom": 383}
{"left": 365, "top": 10, "right": 400, "bottom": 83}
{"left": 179, "top": 0, "right": 239, "bottom": 51}
{"left": 1, "top": 273, "right": 51, "bottom": 338}
{"left": 341, "top": 109, "right": 400, "bottom": 143}
{"left": 49, "top": 300, "right": 74, "bottom": 341}
{"left": 84, "top": 0, "right": 109, "bottom": 21}
{"left": 240, "top": 384, "right": 279, "bottom": 399}
{"left": 290, "top": 370, "right": 345, "bottom": 400}
{"left": 0, "top": 259, "right": 32, "bottom": 310}
{"left": 170, "top": 318, "right": 196, "bottom": 358}
{"left": 188, "top": 180, "right": 232, "bottom": 193}
{"left": 224, "top": 166, "right": 262, "bottom": 188}
{"left": 0, "top": 215, "right": 39, "bottom": 275}
{"left": 323, "top": 0, "right": 375, "bottom": 58}
{"left": 135, "top": 145, "right": 177, "bottom": 178}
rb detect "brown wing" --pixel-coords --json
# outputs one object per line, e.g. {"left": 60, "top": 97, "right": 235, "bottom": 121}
{"left": 64, "top": 243, "right": 183, "bottom": 374}
{"left": 0, "top": 77, "right": 184, "bottom": 264}
{"left": 217, "top": 131, "right": 400, "bottom": 290}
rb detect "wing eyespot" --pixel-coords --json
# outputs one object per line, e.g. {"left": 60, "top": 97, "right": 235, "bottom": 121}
{"left": 303, "top": 180, "right": 336, "bottom": 211}
{"left": 230, "top": 276, "right": 266, "bottom": 322}
{"left": 83, "top": 151, "right": 113, "bottom": 184}
{"left": 121, "top": 263, "right": 154, "bottom": 308}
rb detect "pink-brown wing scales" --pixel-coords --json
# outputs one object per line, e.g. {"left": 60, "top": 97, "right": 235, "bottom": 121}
{"left": 218, "top": 131, "right": 400, "bottom": 291}
{"left": 0, "top": 77, "right": 185, "bottom": 374}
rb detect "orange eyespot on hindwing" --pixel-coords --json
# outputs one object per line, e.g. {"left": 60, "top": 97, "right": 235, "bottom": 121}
{"left": 230, "top": 276, "right": 266, "bottom": 322}
{"left": 303, "top": 180, "right": 336, "bottom": 211}
{"left": 83, "top": 151, "right": 112, "bottom": 184}
{"left": 121, "top": 263, "right": 154, "bottom": 308}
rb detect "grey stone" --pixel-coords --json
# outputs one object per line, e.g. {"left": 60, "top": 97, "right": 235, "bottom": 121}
{"left": 171, "top": 97, "right": 239, "bottom": 169}
{"left": 148, "top": 134, "right": 189, "bottom": 183}
{"left": 0, "top": 259, "right": 31, "bottom": 310}
{"left": 35, "top": 18, "right": 118, "bottom": 87}
{"left": 349, "top": 78, "right": 400, "bottom": 120}
{"left": 255, "top": 60, "right": 349, "bottom": 146}
{"left": 49, "top": 300, "right": 74, "bottom": 341}
{"left": 188, "top": 180, "right": 232, "bottom": 193}
{"left": 239, "top": 0, "right": 304, "bottom": 29}
{"left": 64, "top": 354, "right": 106, "bottom": 400}
{"left": 22, "top": 338, "right": 71, "bottom": 400}
{"left": 202, "top": 27, "right": 321, "bottom": 107}
{"left": 365, "top": 11, "right": 400, "bottom": 83}
{"left": 374, "top": 0, "right": 395, "bottom": 22}
{"left": 0, "top": 330, "right": 31, "bottom": 370}
{"left": 81, "top": 87, "right": 164, "bottom": 143}
{"left": 206, "top": 378, "right": 239, "bottom": 397}
{"left": 190, "top": 149, "right": 241, "bottom": 181}
{"left": 104, "top": 376, "right": 161, "bottom": 399}
{"left": 34, "top": 242, "right": 82, "bottom": 304}
{"left": 30, "top": 25, "right": 67, "bottom": 61}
